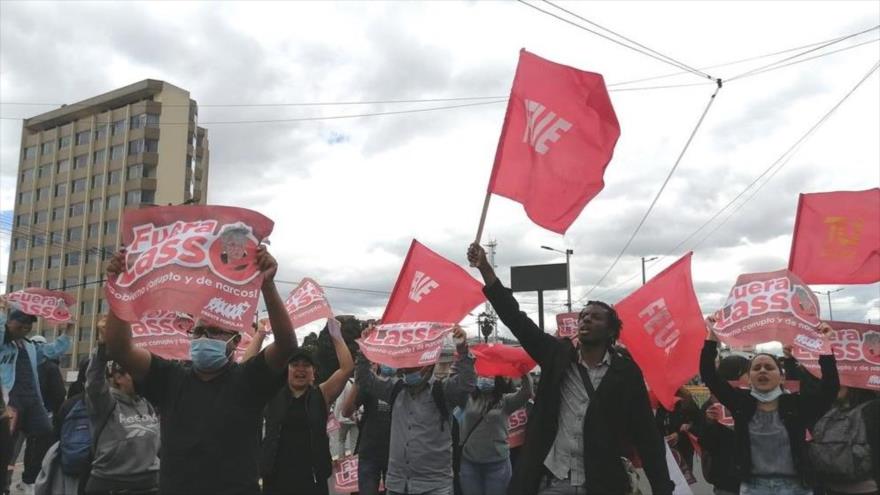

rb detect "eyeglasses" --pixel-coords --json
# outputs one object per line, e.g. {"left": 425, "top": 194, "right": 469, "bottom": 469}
{"left": 187, "top": 326, "right": 237, "bottom": 340}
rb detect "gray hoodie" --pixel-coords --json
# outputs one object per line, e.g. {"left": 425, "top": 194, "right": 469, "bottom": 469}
{"left": 85, "top": 345, "right": 160, "bottom": 490}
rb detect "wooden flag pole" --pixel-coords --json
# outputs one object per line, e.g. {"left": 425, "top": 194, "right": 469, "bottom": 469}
{"left": 474, "top": 190, "right": 492, "bottom": 247}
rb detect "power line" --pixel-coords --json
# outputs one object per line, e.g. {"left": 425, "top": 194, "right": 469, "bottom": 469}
{"left": 578, "top": 80, "right": 723, "bottom": 302}
{"left": 726, "top": 38, "right": 879, "bottom": 83}
{"left": 0, "top": 95, "right": 509, "bottom": 109}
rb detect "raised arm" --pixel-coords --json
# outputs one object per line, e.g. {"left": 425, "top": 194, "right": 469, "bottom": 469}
{"left": 700, "top": 321, "right": 748, "bottom": 413}
{"left": 443, "top": 326, "right": 476, "bottom": 409}
{"left": 801, "top": 322, "right": 840, "bottom": 424}
{"left": 85, "top": 343, "right": 114, "bottom": 422}
{"left": 501, "top": 373, "right": 533, "bottom": 415}
{"left": 339, "top": 382, "right": 361, "bottom": 419}
{"left": 256, "top": 246, "right": 296, "bottom": 371}
{"left": 240, "top": 322, "right": 268, "bottom": 363}
{"left": 319, "top": 318, "right": 355, "bottom": 408}
{"left": 467, "top": 243, "right": 558, "bottom": 366}
{"left": 104, "top": 251, "right": 152, "bottom": 382}
{"left": 36, "top": 323, "right": 73, "bottom": 362}
{"left": 355, "top": 346, "right": 396, "bottom": 403}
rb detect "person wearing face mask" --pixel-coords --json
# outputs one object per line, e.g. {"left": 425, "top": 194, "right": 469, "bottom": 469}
{"left": 467, "top": 244, "right": 673, "bottom": 495}
{"left": 701, "top": 317, "right": 839, "bottom": 495}
{"left": 260, "top": 317, "right": 354, "bottom": 495}
{"left": 458, "top": 374, "right": 532, "bottom": 495}
{"left": 355, "top": 325, "right": 475, "bottom": 495}
{"left": 101, "top": 246, "right": 296, "bottom": 495}
{"left": 339, "top": 363, "right": 396, "bottom": 495}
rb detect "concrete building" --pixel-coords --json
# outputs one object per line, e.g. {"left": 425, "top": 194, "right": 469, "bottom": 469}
{"left": 5, "top": 79, "right": 209, "bottom": 370}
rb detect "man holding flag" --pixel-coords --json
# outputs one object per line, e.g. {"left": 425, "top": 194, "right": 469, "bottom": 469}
{"left": 467, "top": 243, "right": 673, "bottom": 495}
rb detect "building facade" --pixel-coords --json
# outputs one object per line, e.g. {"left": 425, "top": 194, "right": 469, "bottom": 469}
{"left": 5, "top": 79, "right": 209, "bottom": 370}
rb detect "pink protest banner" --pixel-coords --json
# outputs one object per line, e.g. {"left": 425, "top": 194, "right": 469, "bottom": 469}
{"left": 286, "top": 278, "right": 334, "bottom": 328}
{"left": 356, "top": 322, "right": 455, "bottom": 368}
{"left": 332, "top": 455, "right": 359, "bottom": 493}
{"left": 6, "top": 288, "right": 75, "bottom": 324}
{"left": 507, "top": 407, "right": 528, "bottom": 448}
{"left": 131, "top": 310, "right": 195, "bottom": 360}
{"left": 556, "top": 312, "right": 578, "bottom": 340}
{"left": 233, "top": 328, "right": 255, "bottom": 363}
{"left": 327, "top": 412, "right": 341, "bottom": 435}
{"left": 711, "top": 269, "right": 829, "bottom": 354}
{"left": 792, "top": 321, "right": 880, "bottom": 390}
{"left": 106, "top": 205, "right": 273, "bottom": 332}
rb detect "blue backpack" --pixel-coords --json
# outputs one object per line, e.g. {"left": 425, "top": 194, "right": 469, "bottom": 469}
{"left": 59, "top": 399, "right": 92, "bottom": 475}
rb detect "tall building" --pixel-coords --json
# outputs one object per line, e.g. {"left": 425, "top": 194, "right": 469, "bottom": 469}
{"left": 5, "top": 79, "right": 210, "bottom": 370}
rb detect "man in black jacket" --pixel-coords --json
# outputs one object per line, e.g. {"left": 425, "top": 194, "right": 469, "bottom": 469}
{"left": 467, "top": 244, "right": 673, "bottom": 495}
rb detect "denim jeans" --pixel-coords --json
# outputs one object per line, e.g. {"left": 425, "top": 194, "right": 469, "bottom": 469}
{"left": 358, "top": 456, "right": 387, "bottom": 495}
{"left": 740, "top": 477, "right": 812, "bottom": 495}
{"left": 388, "top": 485, "right": 453, "bottom": 495}
{"left": 458, "top": 458, "right": 512, "bottom": 495}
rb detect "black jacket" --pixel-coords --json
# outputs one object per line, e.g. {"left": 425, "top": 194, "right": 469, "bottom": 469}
{"left": 696, "top": 397, "right": 741, "bottom": 492}
{"left": 260, "top": 385, "right": 332, "bottom": 482}
{"left": 700, "top": 340, "right": 839, "bottom": 485}
{"left": 484, "top": 280, "right": 674, "bottom": 495}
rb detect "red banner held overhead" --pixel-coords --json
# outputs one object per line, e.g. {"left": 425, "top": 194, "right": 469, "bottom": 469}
{"left": 789, "top": 188, "right": 880, "bottom": 284}
{"left": 130, "top": 310, "right": 194, "bottom": 360}
{"left": 792, "top": 321, "right": 880, "bottom": 390}
{"left": 6, "top": 288, "right": 75, "bottom": 324}
{"left": 471, "top": 343, "right": 536, "bottom": 378}
{"left": 106, "top": 205, "right": 273, "bottom": 332}
{"left": 616, "top": 253, "right": 706, "bottom": 410}
{"left": 711, "top": 269, "right": 829, "bottom": 353}
{"left": 556, "top": 312, "right": 579, "bottom": 340}
{"left": 357, "top": 322, "right": 455, "bottom": 368}
{"left": 488, "top": 49, "right": 620, "bottom": 234}
{"left": 382, "top": 240, "right": 485, "bottom": 324}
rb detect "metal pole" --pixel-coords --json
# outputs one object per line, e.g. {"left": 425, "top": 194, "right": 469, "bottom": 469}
{"left": 641, "top": 257, "right": 647, "bottom": 285}
{"left": 826, "top": 292, "right": 834, "bottom": 321}
{"left": 565, "top": 250, "right": 572, "bottom": 312}
{"left": 537, "top": 290, "right": 544, "bottom": 331}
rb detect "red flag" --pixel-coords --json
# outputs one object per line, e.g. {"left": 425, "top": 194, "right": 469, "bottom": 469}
{"left": 488, "top": 49, "right": 620, "bottom": 234}
{"left": 788, "top": 188, "right": 880, "bottom": 284}
{"left": 382, "top": 239, "right": 485, "bottom": 324}
{"left": 471, "top": 343, "right": 536, "bottom": 378}
{"left": 616, "top": 253, "right": 705, "bottom": 410}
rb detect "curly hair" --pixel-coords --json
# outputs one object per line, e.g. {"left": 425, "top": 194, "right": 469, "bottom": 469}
{"left": 581, "top": 300, "right": 623, "bottom": 345}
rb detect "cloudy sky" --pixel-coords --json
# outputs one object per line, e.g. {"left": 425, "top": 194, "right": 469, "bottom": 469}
{"left": 1, "top": 1, "right": 878, "bottom": 339}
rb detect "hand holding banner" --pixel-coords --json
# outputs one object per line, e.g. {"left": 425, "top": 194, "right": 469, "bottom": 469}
{"left": 356, "top": 322, "right": 455, "bottom": 368}
{"left": 5, "top": 288, "right": 75, "bottom": 324}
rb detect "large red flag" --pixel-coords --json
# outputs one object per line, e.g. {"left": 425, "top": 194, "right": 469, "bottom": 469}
{"left": 382, "top": 240, "right": 486, "bottom": 324}
{"left": 488, "top": 49, "right": 620, "bottom": 234}
{"left": 788, "top": 188, "right": 880, "bottom": 284}
{"left": 616, "top": 253, "right": 705, "bottom": 410}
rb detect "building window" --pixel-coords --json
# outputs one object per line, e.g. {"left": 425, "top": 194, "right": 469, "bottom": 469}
{"left": 110, "top": 145, "right": 124, "bottom": 160}
{"left": 31, "top": 234, "right": 45, "bottom": 247}
{"left": 64, "top": 277, "right": 78, "bottom": 289}
{"left": 50, "top": 231, "right": 62, "bottom": 244}
{"left": 47, "top": 279, "right": 60, "bottom": 290}
{"left": 95, "top": 125, "right": 108, "bottom": 141}
{"left": 33, "top": 210, "right": 48, "bottom": 224}
{"left": 128, "top": 138, "right": 159, "bottom": 155}
{"left": 90, "top": 173, "right": 104, "bottom": 188}
{"left": 23, "top": 146, "right": 37, "bottom": 160}
{"left": 104, "top": 219, "right": 118, "bottom": 235}
{"left": 20, "top": 168, "right": 35, "bottom": 183}
{"left": 38, "top": 164, "right": 52, "bottom": 179}
{"left": 130, "top": 113, "right": 160, "bottom": 129}
{"left": 76, "top": 131, "right": 90, "bottom": 146}
{"left": 85, "top": 274, "right": 98, "bottom": 285}
{"left": 99, "top": 299, "right": 109, "bottom": 313}
{"left": 126, "top": 190, "right": 155, "bottom": 205}
{"left": 58, "top": 135, "right": 71, "bottom": 149}
{"left": 15, "top": 214, "right": 29, "bottom": 227}
{"left": 72, "top": 178, "right": 87, "bottom": 193}
{"left": 102, "top": 247, "right": 115, "bottom": 260}
{"left": 52, "top": 206, "right": 65, "bottom": 221}
{"left": 68, "top": 226, "right": 83, "bottom": 241}
{"left": 93, "top": 149, "right": 106, "bottom": 164}
{"left": 41, "top": 142, "right": 54, "bottom": 155}
{"left": 111, "top": 120, "right": 126, "bottom": 136}
{"left": 48, "top": 255, "right": 62, "bottom": 269}
{"left": 35, "top": 187, "right": 49, "bottom": 202}
{"left": 18, "top": 191, "right": 33, "bottom": 203}
{"left": 69, "top": 202, "right": 85, "bottom": 217}
{"left": 56, "top": 159, "right": 70, "bottom": 174}
{"left": 29, "top": 257, "right": 44, "bottom": 271}
{"left": 88, "top": 223, "right": 100, "bottom": 237}
{"left": 90, "top": 198, "right": 103, "bottom": 213}
{"left": 54, "top": 183, "right": 67, "bottom": 197}
{"left": 108, "top": 170, "right": 121, "bottom": 185}
{"left": 12, "top": 260, "right": 26, "bottom": 273}
{"left": 65, "top": 252, "right": 80, "bottom": 266}
{"left": 127, "top": 163, "right": 156, "bottom": 179}
{"left": 80, "top": 300, "right": 93, "bottom": 315}
{"left": 79, "top": 327, "right": 91, "bottom": 342}
{"left": 74, "top": 154, "right": 88, "bottom": 169}
{"left": 13, "top": 238, "right": 27, "bottom": 250}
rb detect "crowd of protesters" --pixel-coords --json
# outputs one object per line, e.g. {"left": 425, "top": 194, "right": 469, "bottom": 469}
{"left": 0, "top": 242, "right": 877, "bottom": 495}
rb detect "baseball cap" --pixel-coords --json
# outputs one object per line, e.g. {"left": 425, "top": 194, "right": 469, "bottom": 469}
{"left": 287, "top": 348, "right": 316, "bottom": 367}
{"left": 8, "top": 309, "right": 38, "bottom": 324}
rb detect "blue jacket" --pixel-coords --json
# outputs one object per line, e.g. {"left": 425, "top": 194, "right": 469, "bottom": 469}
{"left": 1, "top": 312, "right": 71, "bottom": 405}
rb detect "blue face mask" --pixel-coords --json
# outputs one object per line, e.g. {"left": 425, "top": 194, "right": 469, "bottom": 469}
{"left": 190, "top": 337, "right": 231, "bottom": 372}
{"left": 476, "top": 377, "right": 495, "bottom": 392}
{"left": 379, "top": 365, "right": 396, "bottom": 377}
{"left": 403, "top": 370, "right": 425, "bottom": 386}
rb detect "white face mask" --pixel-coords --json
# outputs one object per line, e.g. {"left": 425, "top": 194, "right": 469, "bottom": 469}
{"left": 750, "top": 387, "right": 783, "bottom": 403}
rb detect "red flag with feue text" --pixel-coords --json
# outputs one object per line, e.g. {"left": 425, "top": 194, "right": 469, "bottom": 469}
{"left": 489, "top": 49, "right": 620, "bottom": 234}
{"left": 616, "top": 253, "right": 705, "bottom": 410}
{"left": 382, "top": 239, "right": 485, "bottom": 324}
{"left": 788, "top": 189, "right": 880, "bottom": 284}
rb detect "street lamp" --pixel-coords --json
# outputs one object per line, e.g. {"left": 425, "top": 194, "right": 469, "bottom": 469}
{"left": 641, "top": 256, "right": 658, "bottom": 285}
{"left": 814, "top": 288, "right": 844, "bottom": 320}
{"left": 541, "top": 245, "right": 573, "bottom": 312}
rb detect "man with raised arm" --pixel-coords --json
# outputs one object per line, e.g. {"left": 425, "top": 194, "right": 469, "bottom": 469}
{"left": 103, "top": 245, "right": 295, "bottom": 495}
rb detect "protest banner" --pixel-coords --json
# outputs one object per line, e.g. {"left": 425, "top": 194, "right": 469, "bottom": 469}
{"left": 356, "top": 322, "right": 455, "bottom": 368}
{"left": 556, "top": 312, "right": 579, "bottom": 340}
{"left": 711, "top": 269, "right": 829, "bottom": 353}
{"left": 131, "top": 310, "right": 194, "bottom": 360}
{"left": 471, "top": 343, "right": 536, "bottom": 378}
{"left": 383, "top": 239, "right": 485, "bottom": 324}
{"left": 274, "top": 278, "right": 334, "bottom": 330}
{"left": 507, "top": 407, "right": 528, "bottom": 448}
{"left": 332, "top": 455, "right": 359, "bottom": 493}
{"left": 5, "top": 288, "right": 74, "bottom": 324}
{"left": 617, "top": 253, "right": 705, "bottom": 410}
{"left": 791, "top": 321, "right": 880, "bottom": 390}
{"left": 789, "top": 188, "right": 880, "bottom": 284}
{"left": 326, "top": 412, "right": 341, "bottom": 435}
{"left": 478, "top": 49, "right": 620, "bottom": 239}
{"left": 106, "top": 205, "right": 273, "bottom": 332}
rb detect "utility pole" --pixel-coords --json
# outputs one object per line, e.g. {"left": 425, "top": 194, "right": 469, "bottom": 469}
{"left": 814, "top": 288, "right": 844, "bottom": 320}
{"left": 641, "top": 256, "right": 658, "bottom": 285}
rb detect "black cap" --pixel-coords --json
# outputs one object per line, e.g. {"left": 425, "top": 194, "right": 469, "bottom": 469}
{"left": 287, "top": 348, "right": 316, "bottom": 366}
{"left": 8, "top": 310, "right": 37, "bottom": 324}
